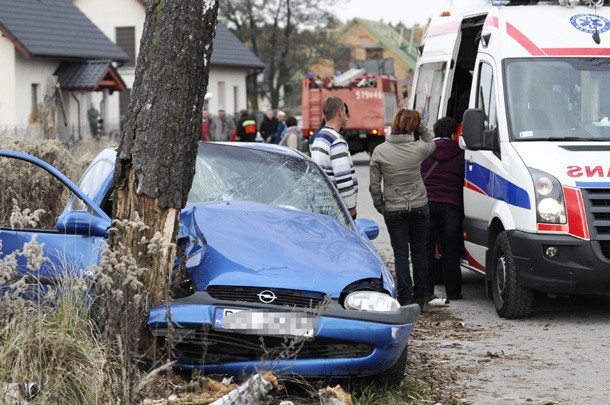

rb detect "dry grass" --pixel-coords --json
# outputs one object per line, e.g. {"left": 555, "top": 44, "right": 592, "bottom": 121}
{"left": 0, "top": 233, "right": 109, "bottom": 403}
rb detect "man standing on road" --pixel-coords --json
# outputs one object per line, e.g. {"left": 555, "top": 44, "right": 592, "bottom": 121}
{"left": 210, "top": 108, "right": 236, "bottom": 142}
{"left": 311, "top": 96, "right": 358, "bottom": 219}
{"left": 259, "top": 109, "right": 278, "bottom": 143}
{"left": 200, "top": 109, "right": 211, "bottom": 142}
{"left": 236, "top": 109, "right": 257, "bottom": 142}
{"left": 88, "top": 103, "right": 100, "bottom": 138}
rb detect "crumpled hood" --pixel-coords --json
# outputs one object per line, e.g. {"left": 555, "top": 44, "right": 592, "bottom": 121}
{"left": 179, "top": 201, "right": 386, "bottom": 297}
{"left": 430, "top": 138, "right": 462, "bottom": 162}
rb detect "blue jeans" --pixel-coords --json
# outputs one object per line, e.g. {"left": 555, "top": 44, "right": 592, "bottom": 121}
{"left": 384, "top": 206, "right": 429, "bottom": 303}
{"left": 426, "top": 202, "right": 462, "bottom": 299}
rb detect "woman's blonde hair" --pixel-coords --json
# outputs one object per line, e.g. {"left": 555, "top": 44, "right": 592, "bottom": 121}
{"left": 391, "top": 109, "right": 421, "bottom": 134}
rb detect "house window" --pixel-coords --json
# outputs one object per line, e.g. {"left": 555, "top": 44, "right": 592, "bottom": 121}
{"left": 335, "top": 46, "right": 352, "bottom": 73}
{"left": 365, "top": 46, "right": 383, "bottom": 60}
{"left": 116, "top": 27, "right": 136, "bottom": 67}
{"left": 218, "top": 81, "right": 226, "bottom": 110}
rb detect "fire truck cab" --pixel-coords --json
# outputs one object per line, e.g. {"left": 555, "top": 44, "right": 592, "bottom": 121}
{"left": 411, "top": 0, "right": 610, "bottom": 318}
{"left": 302, "top": 69, "right": 399, "bottom": 154}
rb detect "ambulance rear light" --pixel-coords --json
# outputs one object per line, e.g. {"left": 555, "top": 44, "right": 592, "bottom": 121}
{"left": 440, "top": 11, "right": 451, "bottom": 17}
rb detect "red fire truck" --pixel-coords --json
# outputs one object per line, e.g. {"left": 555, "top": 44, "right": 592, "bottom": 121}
{"left": 301, "top": 69, "right": 399, "bottom": 154}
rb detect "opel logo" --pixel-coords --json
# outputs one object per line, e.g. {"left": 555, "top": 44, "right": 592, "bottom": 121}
{"left": 257, "top": 290, "right": 277, "bottom": 304}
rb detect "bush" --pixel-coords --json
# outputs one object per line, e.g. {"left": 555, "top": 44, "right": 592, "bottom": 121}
{"left": 0, "top": 139, "right": 79, "bottom": 229}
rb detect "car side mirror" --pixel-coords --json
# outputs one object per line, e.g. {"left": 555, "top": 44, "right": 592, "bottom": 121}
{"left": 56, "top": 211, "right": 110, "bottom": 237}
{"left": 354, "top": 218, "right": 379, "bottom": 240}
{"left": 462, "top": 108, "right": 486, "bottom": 150}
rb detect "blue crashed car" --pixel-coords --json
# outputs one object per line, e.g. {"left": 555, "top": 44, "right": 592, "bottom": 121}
{"left": 0, "top": 143, "right": 419, "bottom": 386}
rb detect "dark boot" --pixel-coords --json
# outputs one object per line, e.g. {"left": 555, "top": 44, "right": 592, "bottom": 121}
{"left": 415, "top": 294, "right": 432, "bottom": 310}
{"left": 398, "top": 291, "right": 413, "bottom": 306}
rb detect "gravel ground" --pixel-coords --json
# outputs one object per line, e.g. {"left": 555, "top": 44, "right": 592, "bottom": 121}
{"left": 353, "top": 155, "right": 610, "bottom": 405}
{"left": 415, "top": 271, "right": 610, "bottom": 404}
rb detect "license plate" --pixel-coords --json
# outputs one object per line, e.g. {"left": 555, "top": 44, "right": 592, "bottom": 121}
{"left": 213, "top": 307, "right": 316, "bottom": 338}
{"left": 359, "top": 133, "right": 367, "bottom": 139}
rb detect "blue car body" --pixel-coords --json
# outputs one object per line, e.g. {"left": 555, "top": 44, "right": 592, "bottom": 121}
{"left": 0, "top": 143, "right": 419, "bottom": 381}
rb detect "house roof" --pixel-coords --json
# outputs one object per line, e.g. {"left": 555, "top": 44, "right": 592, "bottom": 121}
{"left": 54, "top": 60, "right": 127, "bottom": 93}
{"left": 0, "top": 0, "right": 128, "bottom": 61}
{"left": 338, "top": 18, "right": 418, "bottom": 70}
{"left": 211, "top": 23, "right": 265, "bottom": 69}
{"left": 137, "top": 1, "right": 264, "bottom": 69}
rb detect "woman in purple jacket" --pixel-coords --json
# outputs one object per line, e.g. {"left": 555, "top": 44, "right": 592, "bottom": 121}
{"left": 421, "top": 117, "right": 464, "bottom": 300}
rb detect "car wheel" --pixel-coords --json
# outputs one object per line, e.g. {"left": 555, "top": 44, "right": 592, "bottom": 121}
{"left": 491, "top": 231, "right": 533, "bottom": 319}
{"left": 373, "top": 343, "right": 408, "bottom": 388}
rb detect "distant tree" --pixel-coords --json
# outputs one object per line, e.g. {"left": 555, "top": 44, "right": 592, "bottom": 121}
{"left": 219, "top": 0, "right": 342, "bottom": 111}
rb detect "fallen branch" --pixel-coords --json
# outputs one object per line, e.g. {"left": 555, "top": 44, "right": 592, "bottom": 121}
{"left": 210, "top": 372, "right": 278, "bottom": 405}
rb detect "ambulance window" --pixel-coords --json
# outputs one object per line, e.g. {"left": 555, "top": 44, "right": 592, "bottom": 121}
{"left": 413, "top": 62, "right": 446, "bottom": 129}
{"left": 476, "top": 62, "right": 497, "bottom": 131}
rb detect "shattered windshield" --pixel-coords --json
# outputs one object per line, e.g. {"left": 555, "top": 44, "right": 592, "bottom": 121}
{"left": 505, "top": 58, "right": 610, "bottom": 141}
{"left": 188, "top": 143, "right": 350, "bottom": 227}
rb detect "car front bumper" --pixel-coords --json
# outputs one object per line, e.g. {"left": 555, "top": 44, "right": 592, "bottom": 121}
{"left": 147, "top": 291, "right": 419, "bottom": 378}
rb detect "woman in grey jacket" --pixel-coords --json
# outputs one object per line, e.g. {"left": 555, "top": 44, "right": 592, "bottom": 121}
{"left": 369, "top": 109, "right": 436, "bottom": 306}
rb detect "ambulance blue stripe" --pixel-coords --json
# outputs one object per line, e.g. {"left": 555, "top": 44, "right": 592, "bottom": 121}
{"left": 466, "top": 162, "right": 531, "bottom": 210}
{"left": 575, "top": 181, "right": 610, "bottom": 188}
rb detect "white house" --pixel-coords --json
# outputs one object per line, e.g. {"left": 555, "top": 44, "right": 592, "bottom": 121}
{"left": 0, "top": 0, "right": 264, "bottom": 142}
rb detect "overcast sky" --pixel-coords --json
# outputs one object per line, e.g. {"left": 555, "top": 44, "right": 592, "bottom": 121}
{"left": 334, "top": 0, "right": 490, "bottom": 27}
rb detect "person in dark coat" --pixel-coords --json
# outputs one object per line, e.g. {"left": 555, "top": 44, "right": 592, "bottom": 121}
{"left": 236, "top": 109, "right": 257, "bottom": 142}
{"left": 273, "top": 110, "right": 286, "bottom": 144}
{"left": 259, "top": 109, "right": 278, "bottom": 143}
{"left": 421, "top": 116, "right": 464, "bottom": 300}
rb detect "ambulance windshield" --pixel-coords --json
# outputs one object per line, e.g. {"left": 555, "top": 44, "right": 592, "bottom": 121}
{"left": 505, "top": 58, "right": 610, "bottom": 141}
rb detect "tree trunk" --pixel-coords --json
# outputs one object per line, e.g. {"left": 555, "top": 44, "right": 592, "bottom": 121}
{"left": 247, "top": 71, "right": 259, "bottom": 112}
{"left": 112, "top": 0, "right": 219, "bottom": 350}
{"left": 42, "top": 75, "right": 57, "bottom": 139}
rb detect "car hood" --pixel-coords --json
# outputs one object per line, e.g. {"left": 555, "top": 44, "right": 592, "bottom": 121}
{"left": 179, "top": 201, "right": 386, "bottom": 297}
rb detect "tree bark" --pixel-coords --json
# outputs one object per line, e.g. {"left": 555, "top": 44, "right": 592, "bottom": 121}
{"left": 42, "top": 75, "right": 57, "bottom": 139}
{"left": 112, "top": 0, "right": 219, "bottom": 340}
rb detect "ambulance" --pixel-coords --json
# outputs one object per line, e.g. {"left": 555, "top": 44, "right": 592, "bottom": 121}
{"left": 410, "top": 0, "right": 610, "bottom": 318}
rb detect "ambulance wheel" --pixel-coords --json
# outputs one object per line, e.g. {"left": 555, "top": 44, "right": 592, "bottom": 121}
{"left": 491, "top": 231, "right": 533, "bottom": 319}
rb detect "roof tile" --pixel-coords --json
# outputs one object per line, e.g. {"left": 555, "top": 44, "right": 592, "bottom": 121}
{"left": 0, "top": 0, "right": 128, "bottom": 61}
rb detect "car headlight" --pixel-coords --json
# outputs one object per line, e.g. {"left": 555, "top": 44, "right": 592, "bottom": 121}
{"left": 529, "top": 167, "right": 566, "bottom": 224}
{"left": 344, "top": 291, "right": 400, "bottom": 312}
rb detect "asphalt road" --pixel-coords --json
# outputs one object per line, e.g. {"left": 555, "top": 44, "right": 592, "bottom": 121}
{"left": 352, "top": 152, "right": 610, "bottom": 404}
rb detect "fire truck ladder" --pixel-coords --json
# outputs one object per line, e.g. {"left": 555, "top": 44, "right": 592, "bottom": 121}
{"left": 309, "top": 88, "right": 322, "bottom": 126}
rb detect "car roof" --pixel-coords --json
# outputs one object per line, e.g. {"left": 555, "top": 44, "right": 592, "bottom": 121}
{"left": 98, "top": 142, "right": 306, "bottom": 162}
{"left": 211, "top": 142, "right": 308, "bottom": 159}
{"left": 88, "top": 143, "right": 313, "bottom": 188}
